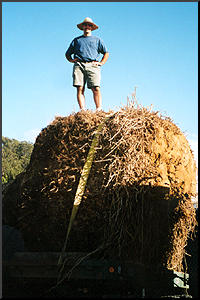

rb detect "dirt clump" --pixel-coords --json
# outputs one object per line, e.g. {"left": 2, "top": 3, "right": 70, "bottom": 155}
{"left": 3, "top": 101, "right": 197, "bottom": 272}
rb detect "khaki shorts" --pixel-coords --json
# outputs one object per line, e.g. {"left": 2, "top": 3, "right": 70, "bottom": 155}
{"left": 73, "top": 62, "right": 101, "bottom": 89}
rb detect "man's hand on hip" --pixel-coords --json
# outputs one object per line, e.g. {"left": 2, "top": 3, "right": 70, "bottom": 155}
{"left": 93, "top": 61, "right": 103, "bottom": 66}
{"left": 72, "top": 58, "right": 80, "bottom": 63}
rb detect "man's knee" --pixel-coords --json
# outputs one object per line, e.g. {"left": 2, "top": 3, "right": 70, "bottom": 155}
{"left": 77, "top": 86, "right": 85, "bottom": 94}
{"left": 91, "top": 86, "right": 100, "bottom": 93}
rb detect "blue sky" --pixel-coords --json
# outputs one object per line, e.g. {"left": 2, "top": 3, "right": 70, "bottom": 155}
{"left": 2, "top": 2, "right": 198, "bottom": 165}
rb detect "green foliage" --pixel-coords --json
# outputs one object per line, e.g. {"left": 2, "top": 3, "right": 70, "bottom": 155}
{"left": 2, "top": 136, "right": 34, "bottom": 185}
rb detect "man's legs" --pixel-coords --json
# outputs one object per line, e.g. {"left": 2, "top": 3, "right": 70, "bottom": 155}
{"left": 91, "top": 86, "right": 102, "bottom": 110}
{"left": 77, "top": 86, "right": 86, "bottom": 110}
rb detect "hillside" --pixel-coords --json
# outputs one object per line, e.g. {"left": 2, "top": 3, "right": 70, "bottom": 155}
{"left": 2, "top": 136, "right": 33, "bottom": 186}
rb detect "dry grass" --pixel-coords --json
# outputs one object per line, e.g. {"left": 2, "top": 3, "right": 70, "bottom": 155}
{"left": 3, "top": 99, "right": 197, "bottom": 273}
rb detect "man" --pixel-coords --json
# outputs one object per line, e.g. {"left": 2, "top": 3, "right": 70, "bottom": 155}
{"left": 65, "top": 17, "right": 109, "bottom": 111}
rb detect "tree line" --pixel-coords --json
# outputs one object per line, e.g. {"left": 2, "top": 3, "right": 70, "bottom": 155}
{"left": 2, "top": 136, "right": 34, "bottom": 186}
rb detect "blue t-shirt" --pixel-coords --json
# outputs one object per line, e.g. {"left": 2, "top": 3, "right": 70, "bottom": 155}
{"left": 65, "top": 35, "right": 108, "bottom": 62}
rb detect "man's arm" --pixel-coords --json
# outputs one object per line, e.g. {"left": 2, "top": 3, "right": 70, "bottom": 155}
{"left": 99, "top": 52, "right": 109, "bottom": 66}
{"left": 65, "top": 54, "right": 79, "bottom": 63}
{"left": 65, "top": 39, "right": 79, "bottom": 63}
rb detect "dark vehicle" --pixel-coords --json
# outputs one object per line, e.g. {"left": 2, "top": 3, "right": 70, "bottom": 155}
{"left": 2, "top": 251, "right": 194, "bottom": 298}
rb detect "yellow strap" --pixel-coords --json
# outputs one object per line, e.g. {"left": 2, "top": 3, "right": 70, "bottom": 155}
{"left": 58, "top": 113, "right": 113, "bottom": 266}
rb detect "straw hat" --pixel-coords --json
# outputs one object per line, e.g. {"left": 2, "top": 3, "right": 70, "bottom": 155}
{"left": 77, "top": 17, "right": 99, "bottom": 31}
